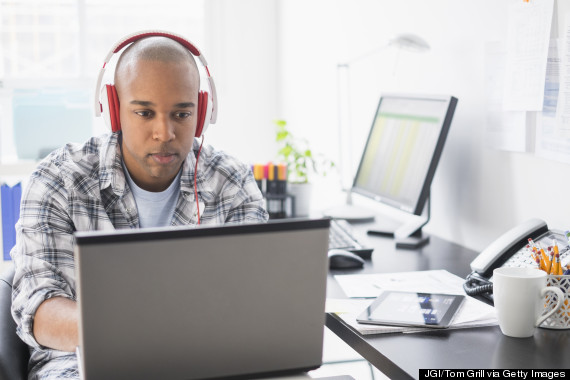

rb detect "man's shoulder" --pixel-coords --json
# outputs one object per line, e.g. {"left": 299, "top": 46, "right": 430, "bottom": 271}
{"left": 32, "top": 134, "right": 115, "bottom": 185}
{"left": 197, "top": 142, "right": 250, "bottom": 179}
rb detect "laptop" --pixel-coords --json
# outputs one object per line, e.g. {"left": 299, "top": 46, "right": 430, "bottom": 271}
{"left": 74, "top": 218, "right": 330, "bottom": 380}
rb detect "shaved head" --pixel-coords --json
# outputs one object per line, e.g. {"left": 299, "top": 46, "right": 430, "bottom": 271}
{"left": 115, "top": 36, "right": 200, "bottom": 91}
{"left": 113, "top": 36, "right": 202, "bottom": 192}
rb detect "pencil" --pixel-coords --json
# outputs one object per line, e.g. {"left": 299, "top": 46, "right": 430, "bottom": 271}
{"left": 539, "top": 243, "right": 551, "bottom": 274}
{"left": 552, "top": 242, "right": 561, "bottom": 275}
{"left": 546, "top": 246, "right": 554, "bottom": 274}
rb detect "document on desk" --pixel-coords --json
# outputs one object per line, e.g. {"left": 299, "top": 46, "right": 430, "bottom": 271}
{"left": 334, "top": 269, "right": 466, "bottom": 298}
{"left": 328, "top": 270, "right": 498, "bottom": 335}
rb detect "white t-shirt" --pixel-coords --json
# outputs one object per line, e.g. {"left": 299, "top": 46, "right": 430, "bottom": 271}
{"left": 123, "top": 162, "right": 182, "bottom": 228}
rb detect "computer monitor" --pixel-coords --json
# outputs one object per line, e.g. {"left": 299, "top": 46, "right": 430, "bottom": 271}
{"left": 326, "top": 93, "right": 458, "bottom": 246}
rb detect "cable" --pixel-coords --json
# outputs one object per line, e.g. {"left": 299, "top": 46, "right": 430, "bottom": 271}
{"left": 463, "top": 277, "right": 493, "bottom": 296}
{"left": 194, "top": 135, "right": 204, "bottom": 224}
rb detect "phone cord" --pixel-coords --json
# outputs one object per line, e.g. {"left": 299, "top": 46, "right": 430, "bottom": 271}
{"left": 463, "top": 279, "right": 493, "bottom": 296}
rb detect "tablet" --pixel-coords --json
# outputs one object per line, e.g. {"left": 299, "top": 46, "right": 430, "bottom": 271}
{"left": 356, "top": 291, "right": 465, "bottom": 329}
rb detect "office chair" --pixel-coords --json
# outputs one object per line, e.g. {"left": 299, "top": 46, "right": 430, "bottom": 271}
{"left": 0, "top": 265, "right": 29, "bottom": 380}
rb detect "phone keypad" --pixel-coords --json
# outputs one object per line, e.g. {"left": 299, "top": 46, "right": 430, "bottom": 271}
{"left": 502, "top": 231, "right": 570, "bottom": 269}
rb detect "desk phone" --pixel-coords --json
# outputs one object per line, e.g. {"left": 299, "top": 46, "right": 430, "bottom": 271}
{"left": 463, "top": 218, "right": 569, "bottom": 303}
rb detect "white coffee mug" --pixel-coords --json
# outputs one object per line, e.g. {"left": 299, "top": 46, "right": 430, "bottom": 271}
{"left": 493, "top": 267, "right": 564, "bottom": 338}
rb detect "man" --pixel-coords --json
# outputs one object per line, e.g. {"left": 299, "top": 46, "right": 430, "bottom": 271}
{"left": 11, "top": 34, "right": 268, "bottom": 379}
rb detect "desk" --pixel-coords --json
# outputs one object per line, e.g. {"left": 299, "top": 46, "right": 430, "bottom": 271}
{"left": 325, "top": 224, "right": 570, "bottom": 379}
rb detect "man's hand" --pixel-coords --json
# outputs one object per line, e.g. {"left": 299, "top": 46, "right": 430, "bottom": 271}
{"left": 33, "top": 297, "right": 78, "bottom": 352}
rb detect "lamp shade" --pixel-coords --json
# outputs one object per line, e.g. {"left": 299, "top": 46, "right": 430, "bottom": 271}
{"left": 389, "top": 33, "right": 430, "bottom": 52}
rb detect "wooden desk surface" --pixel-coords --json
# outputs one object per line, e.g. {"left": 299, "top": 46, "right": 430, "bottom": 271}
{"left": 325, "top": 226, "right": 570, "bottom": 379}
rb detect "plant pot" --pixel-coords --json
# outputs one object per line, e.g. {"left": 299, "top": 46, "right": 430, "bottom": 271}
{"left": 288, "top": 182, "right": 313, "bottom": 217}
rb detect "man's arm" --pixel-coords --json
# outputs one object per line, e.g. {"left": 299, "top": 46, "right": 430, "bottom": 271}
{"left": 33, "top": 297, "right": 78, "bottom": 352}
{"left": 11, "top": 170, "right": 79, "bottom": 352}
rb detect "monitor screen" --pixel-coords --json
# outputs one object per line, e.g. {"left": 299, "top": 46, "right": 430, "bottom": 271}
{"left": 351, "top": 93, "right": 457, "bottom": 216}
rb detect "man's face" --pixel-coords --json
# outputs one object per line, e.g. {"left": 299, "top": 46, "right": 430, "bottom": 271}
{"left": 117, "top": 59, "right": 199, "bottom": 192}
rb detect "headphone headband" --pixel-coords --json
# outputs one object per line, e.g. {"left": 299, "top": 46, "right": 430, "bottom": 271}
{"left": 114, "top": 33, "right": 201, "bottom": 56}
{"left": 94, "top": 30, "right": 217, "bottom": 133}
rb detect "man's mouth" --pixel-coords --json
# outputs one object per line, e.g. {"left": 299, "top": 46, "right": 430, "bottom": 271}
{"left": 150, "top": 152, "right": 177, "bottom": 164}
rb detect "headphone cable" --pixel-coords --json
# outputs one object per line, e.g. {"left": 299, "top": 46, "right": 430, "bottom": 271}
{"left": 194, "top": 135, "right": 205, "bottom": 224}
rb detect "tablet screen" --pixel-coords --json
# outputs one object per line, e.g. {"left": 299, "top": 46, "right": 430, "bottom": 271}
{"left": 356, "top": 291, "right": 465, "bottom": 328}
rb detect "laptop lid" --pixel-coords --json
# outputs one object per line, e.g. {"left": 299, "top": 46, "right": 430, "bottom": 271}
{"left": 74, "top": 218, "right": 330, "bottom": 380}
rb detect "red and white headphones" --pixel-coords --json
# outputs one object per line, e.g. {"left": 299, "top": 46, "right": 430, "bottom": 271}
{"left": 93, "top": 30, "right": 218, "bottom": 137}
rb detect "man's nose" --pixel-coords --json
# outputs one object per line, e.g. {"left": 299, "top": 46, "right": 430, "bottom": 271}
{"left": 153, "top": 114, "right": 175, "bottom": 142}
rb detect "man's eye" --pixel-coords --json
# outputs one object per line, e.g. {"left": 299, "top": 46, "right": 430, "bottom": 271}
{"left": 135, "top": 110, "right": 153, "bottom": 118}
{"left": 174, "top": 112, "right": 192, "bottom": 119}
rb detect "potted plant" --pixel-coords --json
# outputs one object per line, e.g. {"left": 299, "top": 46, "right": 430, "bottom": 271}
{"left": 275, "top": 119, "right": 335, "bottom": 216}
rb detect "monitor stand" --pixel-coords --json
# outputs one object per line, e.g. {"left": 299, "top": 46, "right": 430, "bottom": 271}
{"left": 394, "top": 196, "right": 431, "bottom": 249}
{"left": 367, "top": 195, "right": 431, "bottom": 250}
{"left": 394, "top": 229, "right": 430, "bottom": 249}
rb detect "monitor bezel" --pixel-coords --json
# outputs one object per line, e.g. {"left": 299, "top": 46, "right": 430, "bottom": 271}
{"left": 350, "top": 93, "right": 458, "bottom": 216}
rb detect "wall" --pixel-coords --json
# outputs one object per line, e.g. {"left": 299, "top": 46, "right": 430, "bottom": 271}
{"left": 277, "top": 0, "right": 570, "bottom": 252}
{"left": 2, "top": 0, "right": 567, "bottom": 253}
{"left": 203, "top": 0, "right": 280, "bottom": 164}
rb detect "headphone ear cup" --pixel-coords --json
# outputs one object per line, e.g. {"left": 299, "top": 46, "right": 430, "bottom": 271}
{"left": 106, "top": 85, "right": 121, "bottom": 132}
{"left": 195, "top": 91, "right": 208, "bottom": 137}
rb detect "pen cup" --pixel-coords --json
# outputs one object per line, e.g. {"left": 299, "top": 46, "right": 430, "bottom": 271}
{"left": 539, "top": 274, "right": 570, "bottom": 329}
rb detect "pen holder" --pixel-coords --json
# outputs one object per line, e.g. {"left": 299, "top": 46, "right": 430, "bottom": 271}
{"left": 539, "top": 275, "right": 570, "bottom": 329}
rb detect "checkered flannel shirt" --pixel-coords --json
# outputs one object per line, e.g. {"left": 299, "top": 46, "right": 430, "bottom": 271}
{"left": 11, "top": 132, "right": 268, "bottom": 379}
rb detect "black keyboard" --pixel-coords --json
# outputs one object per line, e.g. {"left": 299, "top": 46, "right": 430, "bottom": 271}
{"left": 329, "top": 219, "right": 374, "bottom": 259}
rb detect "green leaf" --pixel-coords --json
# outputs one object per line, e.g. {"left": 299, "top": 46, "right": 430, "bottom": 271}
{"left": 274, "top": 119, "right": 287, "bottom": 128}
{"left": 279, "top": 145, "right": 293, "bottom": 157}
{"left": 274, "top": 119, "right": 336, "bottom": 183}
{"left": 276, "top": 130, "right": 289, "bottom": 141}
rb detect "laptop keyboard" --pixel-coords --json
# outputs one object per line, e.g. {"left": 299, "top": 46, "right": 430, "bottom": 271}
{"left": 329, "top": 219, "right": 373, "bottom": 259}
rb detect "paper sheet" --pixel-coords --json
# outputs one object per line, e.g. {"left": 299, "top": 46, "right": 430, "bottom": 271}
{"left": 503, "top": 0, "right": 554, "bottom": 111}
{"left": 328, "top": 270, "right": 498, "bottom": 335}
{"left": 334, "top": 269, "right": 466, "bottom": 298}
{"left": 484, "top": 41, "right": 527, "bottom": 152}
{"left": 554, "top": 13, "right": 570, "bottom": 140}
{"left": 537, "top": 29, "right": 570, "bottom": 162}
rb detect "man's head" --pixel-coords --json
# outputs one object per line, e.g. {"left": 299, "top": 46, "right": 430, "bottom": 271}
{"left": 114, "top": 37, "right": 200, "bottom": 192}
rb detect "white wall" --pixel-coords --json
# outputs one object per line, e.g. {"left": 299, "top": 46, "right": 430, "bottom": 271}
{"left": 203, "top": 0, "right": 280, "bottom": 165}
{"left": 275, "top": 0, "right": 570, "bottom": 252}
{"left": 4, "top": 0, "right": 567, "bottom": 253}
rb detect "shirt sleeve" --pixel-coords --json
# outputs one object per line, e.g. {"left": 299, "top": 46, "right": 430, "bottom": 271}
{"left": 11, "top": 173, "right": 77, "bottom": 350}
{"left": 225, "top": 166, "right": 269, "bottom": 224}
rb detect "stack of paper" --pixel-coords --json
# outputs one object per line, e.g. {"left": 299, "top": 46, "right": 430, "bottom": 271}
{"left": 326, "top": 270, "right": 498, "bottom": 335}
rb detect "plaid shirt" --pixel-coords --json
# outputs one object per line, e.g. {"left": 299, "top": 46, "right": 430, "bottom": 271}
{"left": 11, "top": 132, "right": 268, "bottom": 379}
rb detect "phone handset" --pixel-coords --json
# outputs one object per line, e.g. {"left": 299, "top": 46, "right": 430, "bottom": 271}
{"left": 463, "top": 218, "right": 548, "bottom": 298}
{"left": 470, "top": 218, "right": 548, "bottom": 274}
